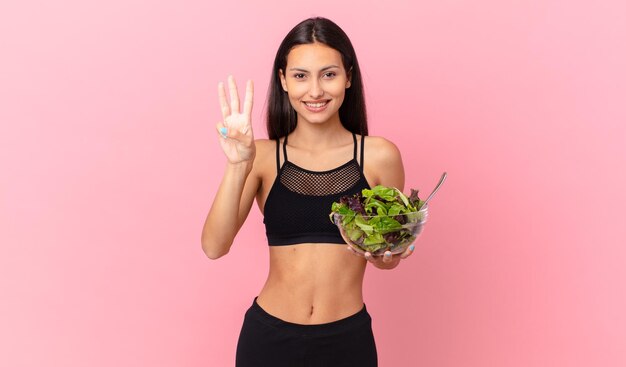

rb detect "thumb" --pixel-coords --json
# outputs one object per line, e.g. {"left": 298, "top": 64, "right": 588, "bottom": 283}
{"left": 215, "top": 122, "right": 246, "bottom": 142}
{"left": 215, "top": 122, "right": 228, "bottom": 139}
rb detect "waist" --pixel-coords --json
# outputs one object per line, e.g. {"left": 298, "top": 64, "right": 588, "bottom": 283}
{"left": 257, "top": 244, "right": 367, "bottom": 324}
{"left": 249, "top": 296, "right": 371, "bottom": 333}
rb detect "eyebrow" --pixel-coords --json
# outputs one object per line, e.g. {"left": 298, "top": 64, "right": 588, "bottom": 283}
{"left": 288, "top": 65, "right": 340, "bottom": 72}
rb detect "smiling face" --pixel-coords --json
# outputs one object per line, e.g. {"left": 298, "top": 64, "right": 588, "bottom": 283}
{"left": 279, "top": 42, "right": 351, "bottom": 126}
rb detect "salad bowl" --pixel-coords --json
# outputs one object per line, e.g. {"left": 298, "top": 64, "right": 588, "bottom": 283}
{"left": 333, "top": 206, "right": 428, "bottom": 256}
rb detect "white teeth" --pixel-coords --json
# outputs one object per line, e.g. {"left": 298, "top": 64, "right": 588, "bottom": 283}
{"left": 305, "top": 101, "right": 328, "bottom": 108}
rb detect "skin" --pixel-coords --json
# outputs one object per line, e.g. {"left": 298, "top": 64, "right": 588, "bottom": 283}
{"left": 203, "top": 42, "right": 414, "bottom": 324}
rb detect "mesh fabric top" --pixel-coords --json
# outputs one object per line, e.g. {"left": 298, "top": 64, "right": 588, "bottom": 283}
{"left": 263, "top": 133, "right": 370, "bottom": 246}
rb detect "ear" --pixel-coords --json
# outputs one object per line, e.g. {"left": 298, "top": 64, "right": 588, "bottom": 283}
{"left": 346, "top": 67, "right": 353, "bottom": 89}
{"left": 279, "top": 69, "right": 288, "bottom": 92}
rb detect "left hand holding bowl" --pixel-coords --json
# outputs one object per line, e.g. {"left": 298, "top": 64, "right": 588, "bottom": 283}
{"left": 346, "top": 244, "right": 415, "bottom": 270}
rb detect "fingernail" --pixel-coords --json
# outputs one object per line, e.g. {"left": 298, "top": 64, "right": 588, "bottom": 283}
{"left": 409, "top": 245, "right": 415, "bottom": 251}
{"left": 219, "top": 127, "right": 228, "bottom": 136}
{"left": 385, "top": 252, "right": 391, "bottom": 257}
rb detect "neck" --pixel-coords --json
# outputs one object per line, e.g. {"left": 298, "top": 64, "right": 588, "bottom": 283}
{"left": 290, "top": 113, "right": 350, "bottom": 149}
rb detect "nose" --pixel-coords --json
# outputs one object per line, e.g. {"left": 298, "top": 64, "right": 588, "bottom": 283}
{"left": 309, "top": 79, "right": 323, "bottom": 99}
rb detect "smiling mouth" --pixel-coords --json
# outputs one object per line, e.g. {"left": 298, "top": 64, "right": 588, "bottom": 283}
{"left": 303, "top": 100, "right": 330, "bottom": 108}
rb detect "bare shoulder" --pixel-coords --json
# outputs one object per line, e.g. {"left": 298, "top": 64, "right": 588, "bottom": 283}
{"left": 250, "top": 138, "right": 276, "bottom": 177}
{"left": 254, "top": 138, "right": 276, "bottom": 154}
{"left": 362, "top": 135, "right": 405, "bottom": 189}
{"left": 363, "top": 135, "right": 402, "bottom": 164}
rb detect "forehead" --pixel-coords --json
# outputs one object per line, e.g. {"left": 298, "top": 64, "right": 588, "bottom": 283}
{"left": 286, "top": 42, "right": 344, "bottom": 69}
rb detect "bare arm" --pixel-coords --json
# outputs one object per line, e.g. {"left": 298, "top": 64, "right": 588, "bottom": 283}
{"left": 348, "top": 136, "right": 413, "bottom": 269}
{"left": 201, "top": 76, "right": 258, "bottom": 259}
{"left": 367, "top": 136, "right": 405, "bottom": 192}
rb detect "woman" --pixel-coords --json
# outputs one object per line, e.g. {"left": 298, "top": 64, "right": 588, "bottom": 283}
{"left": 202, "top": 17, "right": 415, "bottom": 367}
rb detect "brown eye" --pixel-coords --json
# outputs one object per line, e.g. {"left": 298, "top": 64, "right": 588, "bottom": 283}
{"left": 294, "top": 73, "right": 305, "bottom": 79}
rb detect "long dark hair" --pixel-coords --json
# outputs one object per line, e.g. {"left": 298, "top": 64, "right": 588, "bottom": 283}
{"left": 266, "top": 17, "right": 368, "bottom": 140}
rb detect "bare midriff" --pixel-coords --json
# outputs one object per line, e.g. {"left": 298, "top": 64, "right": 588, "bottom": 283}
{"left": 256, "top": 243, "right": 367, "bottom": 325}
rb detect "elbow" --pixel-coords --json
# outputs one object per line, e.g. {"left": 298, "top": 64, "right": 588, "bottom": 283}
{"left": 201, "top": 239, "right": 230, "bottom": 260}
{"left": 202, "top": 244, "right": 228, "bottom": 260}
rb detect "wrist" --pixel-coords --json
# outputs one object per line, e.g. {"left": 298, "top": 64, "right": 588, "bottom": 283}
{"left": 226, "top": 160, "right": 253, "bottom": 174}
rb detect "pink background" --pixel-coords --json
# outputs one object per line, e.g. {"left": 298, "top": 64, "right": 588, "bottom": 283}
{"left": 2, "top": 1, "right": 625, "bottom": 366}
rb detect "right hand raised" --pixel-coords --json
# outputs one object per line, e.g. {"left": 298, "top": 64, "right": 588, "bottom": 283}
{"left": 216, "top": 75, "right": 255, "bottom": 164}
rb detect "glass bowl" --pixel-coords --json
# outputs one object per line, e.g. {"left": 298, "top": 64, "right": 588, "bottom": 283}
{"left": 332, "top": 207, "right": 428, "bottom": 256}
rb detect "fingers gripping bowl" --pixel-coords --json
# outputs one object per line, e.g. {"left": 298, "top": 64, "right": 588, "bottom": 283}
{"left": 330, "top": 186, "right": 429, "bottom": 256}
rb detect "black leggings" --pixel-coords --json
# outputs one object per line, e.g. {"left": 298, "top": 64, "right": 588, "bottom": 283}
{"left": 235, "top": 297, "right": 378, "bottom": 367}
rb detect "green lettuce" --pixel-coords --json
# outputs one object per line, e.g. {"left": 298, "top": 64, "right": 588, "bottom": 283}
{"left": 330, "top": 185, "right": 425, "bottom": 253}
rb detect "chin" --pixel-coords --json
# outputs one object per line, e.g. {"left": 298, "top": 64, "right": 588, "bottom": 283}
{"left": 299, "top": 113, "right": 336, "bottom": 125}
{"left": 296, "top": 104, "right": 341, "bottom": 125}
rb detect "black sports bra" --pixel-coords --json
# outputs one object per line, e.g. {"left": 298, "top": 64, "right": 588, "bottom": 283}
{"left": 263, "top": 133, "right": 371, "bottom": 246}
